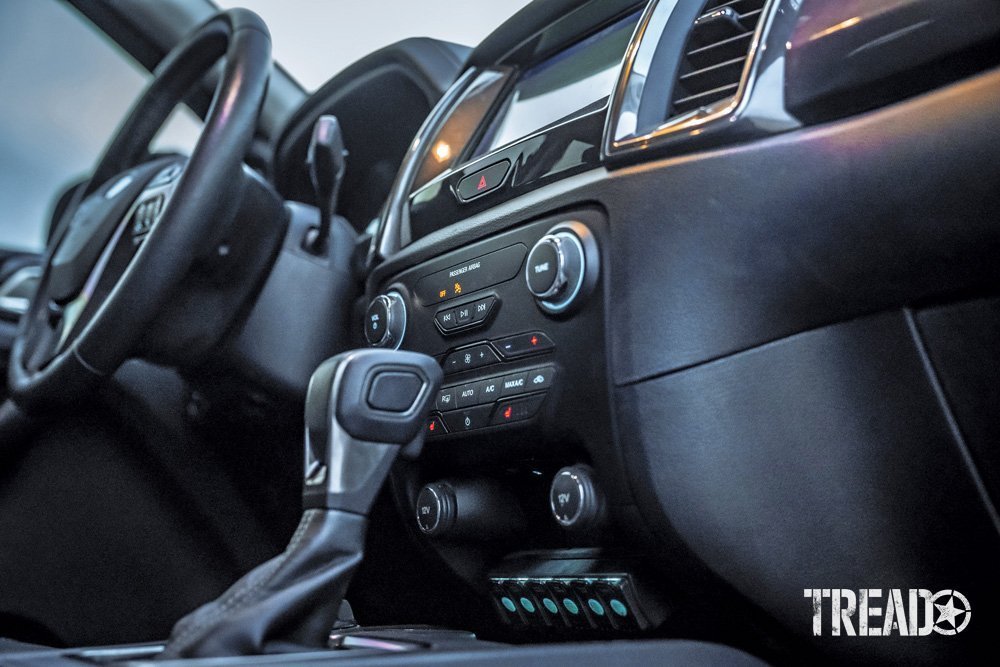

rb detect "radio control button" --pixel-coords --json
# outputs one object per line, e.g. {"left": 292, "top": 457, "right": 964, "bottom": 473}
{"left": 526, "top": 223, "right": 598, "bottom": 315}
{"left": 435, "top": 308, "right": 458, "bottom": 330}
{"left": 455, "top": 303, "right": 474, "bottom": 325}
{"left": 470, "top": 296, "right": 496, "bottom": 323}
{"left": 364, "top": 291, "right": 406, "bottom": 349}
{"left": 526, "top": 239, "right": 561, "bottom": 297}
{"left": 435, "top": 297, "right": 497, "bottom": 336}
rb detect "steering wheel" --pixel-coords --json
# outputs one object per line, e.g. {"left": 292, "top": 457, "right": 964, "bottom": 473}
{"left": 7, "top": 9, "right": 271, "bottom": 408}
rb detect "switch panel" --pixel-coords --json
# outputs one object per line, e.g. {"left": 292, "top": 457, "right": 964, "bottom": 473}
{"left": 487, "top": 575, "right": 655, "bottom": 633}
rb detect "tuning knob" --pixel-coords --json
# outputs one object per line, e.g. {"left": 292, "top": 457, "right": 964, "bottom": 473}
{"left": 364, "top": 290, "right": 406, "bottom": 349}
{"left": 525, "top": 222, "right": 598, "bottom": 314}
{"left": 550, "top": 465, "right": 606, "bottom": 530}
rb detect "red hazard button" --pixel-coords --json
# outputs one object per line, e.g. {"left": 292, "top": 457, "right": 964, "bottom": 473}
{"left": 456, "top": 160, "right": 510, "bottom": 201}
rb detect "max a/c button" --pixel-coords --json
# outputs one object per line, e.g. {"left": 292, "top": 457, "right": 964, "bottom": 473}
{"left": 500, "top": 372, "right": 528, "bottom": 397}
{"left": 456, "top": 160, "right": 510, "bottom": 201}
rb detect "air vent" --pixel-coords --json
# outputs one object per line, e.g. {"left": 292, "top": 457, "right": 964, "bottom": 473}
{"left": 669, "top": 0, "right": 768, "bottom": 118}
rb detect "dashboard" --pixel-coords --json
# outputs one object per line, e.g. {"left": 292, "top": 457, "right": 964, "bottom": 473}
{"left": 2, "top": 0, "right": 995, "bottom": 662}
{"left": 349, "top": 0, "right": 1000, "bottom": 663}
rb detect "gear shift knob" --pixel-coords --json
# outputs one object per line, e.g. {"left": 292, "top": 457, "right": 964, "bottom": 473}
{"left": 302, "top": 349, "right": 442, "bottom": 513}
{"left": 158, "top": 349, "right": 441, "bottom": 659}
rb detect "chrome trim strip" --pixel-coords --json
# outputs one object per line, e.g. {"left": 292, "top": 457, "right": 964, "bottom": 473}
{"left": 372, "top": 68, "right": 478, "bottom": 262}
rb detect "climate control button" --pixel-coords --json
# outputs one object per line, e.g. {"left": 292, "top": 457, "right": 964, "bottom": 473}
{"left": 493, "top": 331, "right": 554, "bottom": 359}
{"left": 441, "top": 404, "right": 493, "bottom": 432}
{"left": 492, "top": 394, "right": 546, "bottom": 426}
{"left": 442, "top": 343, "right": 499, "bottom": 374}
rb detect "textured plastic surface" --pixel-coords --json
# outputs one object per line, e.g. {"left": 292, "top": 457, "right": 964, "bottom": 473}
{"left": 616, "top": 310, "right": 1000, "bottom": 664}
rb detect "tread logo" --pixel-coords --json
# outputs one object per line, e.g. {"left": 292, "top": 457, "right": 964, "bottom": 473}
{"left": 804, "top": 589, "right": 971, "bottom": 636}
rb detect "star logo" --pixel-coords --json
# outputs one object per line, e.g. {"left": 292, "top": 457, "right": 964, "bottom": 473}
{"left": 932, "top": 589, "right": 971, "bottom": 635}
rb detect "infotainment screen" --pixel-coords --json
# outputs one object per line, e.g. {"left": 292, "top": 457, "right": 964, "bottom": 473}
{"left": 474, "top": 11, "right": 641, "bottom": 157}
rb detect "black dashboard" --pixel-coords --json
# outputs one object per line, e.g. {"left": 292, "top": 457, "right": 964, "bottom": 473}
{"left": 347, "top": 0, "right": 1000, "bottom": 664}
{"left": 2, "top": 0, "right": 1000, "bottom": 664}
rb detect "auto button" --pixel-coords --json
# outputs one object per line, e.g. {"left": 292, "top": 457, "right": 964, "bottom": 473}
{"left": 455, "top": 382, "right": 480, "bottom": 408}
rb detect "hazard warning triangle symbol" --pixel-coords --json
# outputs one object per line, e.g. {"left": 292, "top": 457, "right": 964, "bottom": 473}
{"left": 477, "top": 175, "right": 488, "bottom": 190}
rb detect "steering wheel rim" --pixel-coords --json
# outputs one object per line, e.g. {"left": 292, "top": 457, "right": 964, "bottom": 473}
{"left": 8, "top": 9, "right": 271, "bottom": 408}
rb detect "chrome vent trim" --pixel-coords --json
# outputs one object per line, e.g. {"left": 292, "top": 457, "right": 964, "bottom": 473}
{"left": 670, "top": 0, "right": 768, "bottom": 117}
{"left": 604, "top": 0, "right": 794, "bottom": 160}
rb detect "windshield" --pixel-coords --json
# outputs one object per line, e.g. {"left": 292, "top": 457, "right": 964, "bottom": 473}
{"left": 215, "top": 0, "right": 534, "bottom": 91}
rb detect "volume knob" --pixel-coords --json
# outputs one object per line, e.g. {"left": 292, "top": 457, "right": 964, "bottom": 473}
{"left": 364, "top": 291, "right": 406, "bottom": 349}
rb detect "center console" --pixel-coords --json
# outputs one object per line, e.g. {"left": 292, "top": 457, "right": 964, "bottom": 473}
{"left": 363, "top": 205, "right": 669, "bottom": 636}
{"left": 354, "top": 0, "right": 685, "bottom": 640}
{"left": 351, "top": 0, "right": 804, "bottom": 648}
{"left": 369, "top": 213, "right": 599, "bottom": 439}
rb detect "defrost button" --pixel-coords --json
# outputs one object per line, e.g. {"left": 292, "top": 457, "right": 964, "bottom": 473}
{"left": 525, "top": 366, "right": 556, "bottom": 391}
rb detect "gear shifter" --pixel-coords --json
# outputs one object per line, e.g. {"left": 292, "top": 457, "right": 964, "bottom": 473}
{"left": 158, "top": 349, "right": 442, "bottom": 659}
